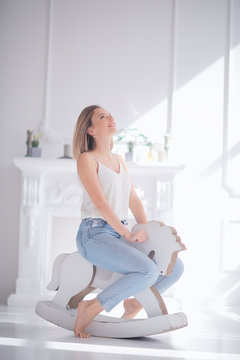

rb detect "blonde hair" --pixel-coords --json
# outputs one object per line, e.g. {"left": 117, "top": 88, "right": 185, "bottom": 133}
{"left": 72, "top": 105, "right": 113, "bottom": 160}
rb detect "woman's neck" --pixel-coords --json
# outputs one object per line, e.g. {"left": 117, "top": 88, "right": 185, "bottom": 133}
{"left": 91, "top": 139, "right": 112, "bottom": 158}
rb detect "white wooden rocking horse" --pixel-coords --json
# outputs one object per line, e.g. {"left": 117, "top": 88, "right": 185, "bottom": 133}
{"left": 35, "top": 220, "right": 188, "bottom": 338}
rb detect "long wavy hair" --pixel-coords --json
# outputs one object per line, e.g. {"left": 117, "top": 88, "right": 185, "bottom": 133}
{"left": 72, "top": 105, "right": 113, "bottom": 160}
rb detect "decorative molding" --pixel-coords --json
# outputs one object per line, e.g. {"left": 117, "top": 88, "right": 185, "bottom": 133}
{"left": 20, "top": 173, "right": 42, "bottom": 248}
{"left": 39, "top": 0, "right": 62, "bottom": 144}
{"left": 157, "top": 180, "right": 173, "bottom": 211}
{"left": 23, "top": 206, "right": 40, "bottom": 249}
{"left": 22, "top": 174, "right": 41, "bottom": 207}
{"left": 167, "top": 0, "right": 176, "bottom": 135}
{"left": 47, "top": 181, "right": 82, "bottom": 205}
{"left": 220, "top": 219, "right": 240, "bottom": 273}
{"left": 222, "top": 0, "right": 240, "bottom": 198}
{"left": 39, "top": 0, "right": 177, "bottom": 143}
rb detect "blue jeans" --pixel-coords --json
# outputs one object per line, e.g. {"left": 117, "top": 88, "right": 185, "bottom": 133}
{"left": 76, "top": 217, "right": 184, "bottom": 312}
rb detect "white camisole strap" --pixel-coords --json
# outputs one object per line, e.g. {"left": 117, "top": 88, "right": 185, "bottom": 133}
{"left": 87, "top": 152, "right": 121, "bottom": 174}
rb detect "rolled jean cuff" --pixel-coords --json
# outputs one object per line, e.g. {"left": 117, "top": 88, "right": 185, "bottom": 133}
{"left": 97, "top": 294, "right": 112, "bottom": 312}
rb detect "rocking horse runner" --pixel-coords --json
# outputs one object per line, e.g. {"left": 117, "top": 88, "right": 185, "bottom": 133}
{"left": 35, "top": 105, "right": 188, "bottom": 338}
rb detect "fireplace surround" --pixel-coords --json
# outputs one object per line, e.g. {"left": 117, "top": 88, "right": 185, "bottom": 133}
{"left": 8, "top": 157, "right": 184, "bottom": 306}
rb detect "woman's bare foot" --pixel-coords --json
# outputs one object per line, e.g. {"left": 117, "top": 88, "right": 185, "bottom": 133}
{"left": 122, "top": 298, "right": 143, "bottom": 319}
{"left": 74, "top": 298, "right": 103, "bottom": 338}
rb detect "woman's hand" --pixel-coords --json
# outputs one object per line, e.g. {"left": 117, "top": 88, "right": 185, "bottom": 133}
{"left": 124, "top": 229, "right": 148, "bottom": 243}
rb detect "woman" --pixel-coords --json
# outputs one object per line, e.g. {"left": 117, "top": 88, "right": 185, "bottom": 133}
{"left": 72, "top": 105, "right": 184, "bottom": 338}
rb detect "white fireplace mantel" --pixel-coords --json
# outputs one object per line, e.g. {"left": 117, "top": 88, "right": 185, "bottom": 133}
{"left": 8, "top": 157, "right": 184, "bottom": 306}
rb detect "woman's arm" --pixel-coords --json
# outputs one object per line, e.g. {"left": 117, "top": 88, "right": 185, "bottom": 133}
{"left": 129, "top": 185, "right": 148, "bottom": 224}
{"left": 115, "top": 154, "right": 147, "bottom": 224}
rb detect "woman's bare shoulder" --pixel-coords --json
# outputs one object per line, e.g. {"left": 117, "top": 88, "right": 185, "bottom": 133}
{"left": 77, "top": 151, "right": 95, "bottom": 162}
{"left": 77, "top": 152, "right": 98, "bottom": 173}
{"left": 77, "top": 152, "right": 88, "bottom": 165}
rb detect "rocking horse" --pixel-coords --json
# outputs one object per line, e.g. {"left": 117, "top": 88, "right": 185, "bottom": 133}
{"left": 35, "top": 220, "right": 188, "bottom": 338}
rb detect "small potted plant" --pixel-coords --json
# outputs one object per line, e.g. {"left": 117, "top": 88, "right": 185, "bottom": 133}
{"left": 116, "top": 128, "right": 150, "bottom": 162}
{"left": 31, "top": 133, "right": 42, "bottom": 157}
{"left": 125, "top": 141, "right": 135, "bottom": 161}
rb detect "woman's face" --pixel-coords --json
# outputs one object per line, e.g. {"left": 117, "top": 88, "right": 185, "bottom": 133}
{"left": 88, "top": 107, "right": 117, "bottom": 138}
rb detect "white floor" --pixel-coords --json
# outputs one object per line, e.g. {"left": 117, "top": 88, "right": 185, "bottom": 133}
{"left": 0, "top": 303, "right": 240, "bottom": 360}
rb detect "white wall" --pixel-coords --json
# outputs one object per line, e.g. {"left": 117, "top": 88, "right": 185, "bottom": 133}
{"left": 47, "top": 0, "right": 172, "bottom": 139}
{"left": 0, "top": 0, "right": 239, "bottom": 307}
{"left": 0, "top": 0, "right": 49, "bottom": 305}
{"left": 171, "top": 0, "right": 240, "bottom": 307}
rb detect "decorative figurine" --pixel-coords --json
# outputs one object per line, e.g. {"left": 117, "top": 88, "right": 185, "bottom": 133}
{"left": 25, "top": 130, "right": 33, "bottom": 157}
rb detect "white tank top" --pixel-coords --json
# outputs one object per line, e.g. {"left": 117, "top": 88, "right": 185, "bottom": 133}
{"left": 79, "top": 152, "right": 131, "bottom": 221}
